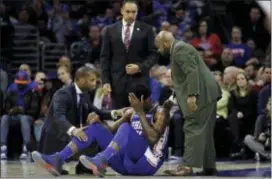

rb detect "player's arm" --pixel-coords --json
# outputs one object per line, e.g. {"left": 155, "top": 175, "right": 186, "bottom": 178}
{"left": 110, "top": 110, "right": 133, "bottom": 133}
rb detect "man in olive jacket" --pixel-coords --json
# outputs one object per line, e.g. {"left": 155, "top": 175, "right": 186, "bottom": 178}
{"left": 155, "top": 31, "right": 221, "bottom": 176}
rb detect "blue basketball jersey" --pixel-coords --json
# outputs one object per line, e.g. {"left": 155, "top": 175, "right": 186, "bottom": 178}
{"left": 129, "top": 107, "right": 169, "bottom": 168}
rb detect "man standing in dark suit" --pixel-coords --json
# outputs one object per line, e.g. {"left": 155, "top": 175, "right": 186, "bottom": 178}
{"left": 39, "top": 66, "right": 123, "bottom": 173}
{"left": 101, "top": 0, "right": 157, "bottom": 109}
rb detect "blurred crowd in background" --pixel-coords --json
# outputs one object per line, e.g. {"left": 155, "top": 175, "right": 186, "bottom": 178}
{"left": 0, "top": 0, "right": 271, "bottom": 163}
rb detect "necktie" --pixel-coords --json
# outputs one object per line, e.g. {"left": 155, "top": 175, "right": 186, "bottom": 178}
{"left": 124, "top": 24, "right": 131, "bottom": 50}
{"left": 78, "top": 94, "right": 84, "bottom": 127}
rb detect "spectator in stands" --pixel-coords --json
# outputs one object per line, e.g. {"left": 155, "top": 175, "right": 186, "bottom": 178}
{"left": 33, "top": 72, "right": 47, "bottom": 144}
{"left": 34, "top": 72, "right": 47, "bottom": 97}
{"left": 152, "top": 0, "right": 171, "bottom": 28}
{"left": 160, "top": 21, "right": 170, "bottom": 31}
{"left": 15, "top": 9, "right": 30, "bottom": 25}
{"left": 169, "top": 24, "right": 182, "bottom": 40}
{"left": 77, "top": 14, "right": 91, "bottom": 38}
{"left": 244, "top": 97, "right": 271, "bottom": 160}
{"left": 213, "top": 71, "right": 230, "bottom": 155}
{"left": 19, "top": 64, "right": 37, "bottom": 89}
{"left": 27, "top": 0, "right": 48, "bottom": 29}
{"left": 227, "top": 26, "right": 252, "bottom": 68}
{"left": 47, "top": 0, "right": 72, "bottom": 44}
{"left": 245, "top": 63, "right": 265, "bottom": 92}
{"left": 0, "top": 65, "right": 8, "bottom": 93}
{"left": 219, "top": 48, "right": 234, "bottom": 71}
{"left": 1, "top": 71, "right": 40, "bottom": 160}
{"left": 105, "top": 8, "right": 115, "bottom": 24}
{"left": 169, "top": 6, "right": 194, "bottom": 36}
{"left": 223, "top": 66, "right": 239, "bottom": 91}
{"left": 227, "top": 72, "right": 258, "bottom": 155}
{"left": 246, "top": 39, "right": 256, "bottom": 54}
{"left": 257, "top": 66, "right": 271, "bottom": 115}
{"left": 57, "top": 65, "right": 72, "bottom": 87}
{"left": 244, "top": 7, "right": 270, "bottom": 51}
{"left": 91, "top": 10, "right": 111, "bottom": 29}
{"left": 88, "top": 25, "right": 102, "bottom": 64}
{"left": 182, "top": 27, "right": 193, "bottom": 43}
{"left": 191, "top": 19, "right": 222, "bottom": 68}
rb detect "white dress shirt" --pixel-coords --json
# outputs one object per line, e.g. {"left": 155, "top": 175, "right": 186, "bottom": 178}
{"left": 67, "top": 83, "right": 120, "bottom": 136}
{"left": 122, "top": 19, "right": 135, "bottom": 42}
{"left": 67, "top": 83, "right": 83, "bottom": 135}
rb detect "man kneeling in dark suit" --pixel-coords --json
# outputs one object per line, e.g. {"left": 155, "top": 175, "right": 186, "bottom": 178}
{"left": 39, "top": 66, "right": 125, "bottom": 175}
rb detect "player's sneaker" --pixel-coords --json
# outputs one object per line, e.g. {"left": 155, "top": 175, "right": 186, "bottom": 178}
{"left": 31, "top": 151, "right": 63, "bottom": 176}
{"left": 79, "top": 155, "right": 107, "bottom": 177}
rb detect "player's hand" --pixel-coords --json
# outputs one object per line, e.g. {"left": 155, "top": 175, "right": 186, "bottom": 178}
{"left": 129, "top": 93, "right": 144, "bottom": 112}
{"left": 102, "top": 83, "right": 111, "bottom": 95}
{"left": 123, "top": 108, "right": 134, "bottom": 121}
{"left": 87, "top": 112, "right": 101, "bottom": 124}
{"left": 126, "top": 64, "right": 140, "bottom": 75}
{"left": 187, "top": 96, "right": 197, "bottom": 112}
{"left": 72, "top": 126, "right": 88, "bottom": 142}
{"left": 112, "top": 107, "right": 131, "bottom": 118}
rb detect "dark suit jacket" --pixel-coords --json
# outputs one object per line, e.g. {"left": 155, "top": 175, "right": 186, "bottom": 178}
{"left": 40, "top": 83, "right": 112, "bottom": 154}
{"left": 100, "top": 20, "right": 157, "bottom": 107}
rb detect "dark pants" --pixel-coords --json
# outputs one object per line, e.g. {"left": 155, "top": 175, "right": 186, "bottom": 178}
{"left": 169, "top": 112, "right": 184, "bottom": 156}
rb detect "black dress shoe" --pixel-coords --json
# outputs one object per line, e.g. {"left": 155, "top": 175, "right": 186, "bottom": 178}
{"left": 75, "top": 162, "right": 93, "bottom": 175}
{"left": 196, "top": 168, "right": 217, "bottom": 176}
{"left": 61, "top": 169, "right": 69, "bottom": 175}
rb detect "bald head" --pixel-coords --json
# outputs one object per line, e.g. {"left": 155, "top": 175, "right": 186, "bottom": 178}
{"left": 155, "top": 30, "right": 175, "bottom": 55}
{"left": 157, "top": 30, "right": 175, "bottom": 41}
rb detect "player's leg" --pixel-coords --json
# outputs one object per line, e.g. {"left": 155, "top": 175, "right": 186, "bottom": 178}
{"left": 32, "top": 123, "right": 113, "bottom": 176}
{"left": 123, "top": 154, "right": 161, "bottom": 176}
{"left": 79, "top": 123, "right": 149, "bottom": 176}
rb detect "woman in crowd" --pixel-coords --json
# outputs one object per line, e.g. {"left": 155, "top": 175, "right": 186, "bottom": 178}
{"left": 227, "top": 72, "right": 258, "bottom": 155}
{"left": 191, "top": 19, "right": 222, "bottom": 68}
{"left": 57, "top": 64, "right": 72, "bottom": 87}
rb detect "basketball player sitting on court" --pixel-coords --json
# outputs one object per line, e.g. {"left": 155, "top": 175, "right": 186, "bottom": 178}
{"left": 32, "top": 84, "right": 174, "bottom": 177}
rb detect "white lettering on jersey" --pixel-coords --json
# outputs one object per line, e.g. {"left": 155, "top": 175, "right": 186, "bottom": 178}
{"left": 144, "top": 126, "right": 169, "bottom": 167}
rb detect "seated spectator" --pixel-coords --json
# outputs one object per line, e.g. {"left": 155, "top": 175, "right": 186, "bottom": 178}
{"left": 245, "top": 63, "right": 265, "bottom": 92}
{"left": 227, "top": 72, "right": 258, "bottom": 155}
{"left": 226, "top": 26, "right": 252, "bottom": 68}
{"left": 57, "top": 64, "right": 72, "bottom": 87}
{"left": 159, "top": 70, "right": 183, "bottom": 164}
{"left": 88, "top": 25, "right": 102, "bottom": 64}
{"left": 244, "top": 97, "right": 271, "bottom": 160}
{"left": 257, "top": 66, "right": 271, "bottom": 115}
{"left": 223, "top": 66, "right": 239, "bottom": 91}
{"left": 33, "top": 72, "right": 47, "bottom": 144}
{"left": 19, "top": 64, "right": 37, "bottom": 89}
{"left": 1, "top": 71, "right": 40, "bottom": 160}
{"left": 34, "top": 72, "right": 47, "bottom": 97}
{"left": 191, "top": 19, "right": 222, "bottom": 68}
{"left": 213, "top": 71, "right": 231, "bottom": 155}
{"left": 218, "top": 48, "right": 234, "bottom": 71}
